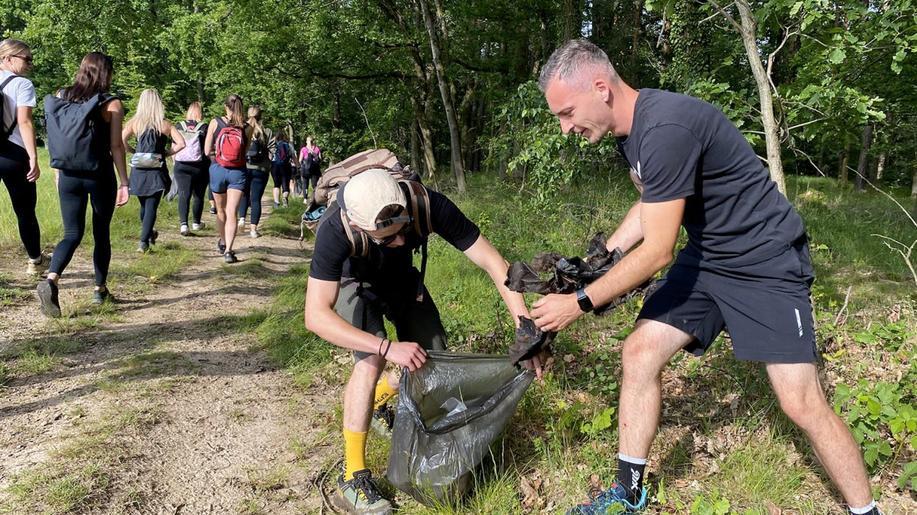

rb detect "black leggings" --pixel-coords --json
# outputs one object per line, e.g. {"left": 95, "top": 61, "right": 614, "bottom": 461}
{"left": 137, "top": 192, "right": 163, "bottom": 244}
{"left": 173, "top": 161, "right": 209, "bottom": 225}
{"left": 49, "top": 170, "right": 116, "bottom": 287}
{"left": 0, "top": 144, "right": 41, "bottom": 259}
{"left": 238, "top": 168, "right": 270, "bottom": 225}
{"left": 270, "top": 162, "right": 291, "bottom": 193}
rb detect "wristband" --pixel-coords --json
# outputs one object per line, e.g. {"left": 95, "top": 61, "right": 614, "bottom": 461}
{"left": 378, "top": 337, "right": 388, "bottom": 356}
{"left": 382, "top": 339, "right": 392, "bottom": 358}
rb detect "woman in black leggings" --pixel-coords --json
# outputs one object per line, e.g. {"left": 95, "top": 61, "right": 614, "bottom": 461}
{"left": 37, "top": 52, "right": 130, "bottom": 317}
{"left": 0, "top": 39, "right": 44, "bottom": 275}
{"left": 121, "top": 88, "right": 184, "bottom": 251}
{"left": 172, "top": 101, "right": 209, "bottom": 235}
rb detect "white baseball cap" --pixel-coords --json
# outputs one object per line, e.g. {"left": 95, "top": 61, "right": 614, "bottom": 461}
{"left": 342, "top": 169, "right": 406, "bottom": 231}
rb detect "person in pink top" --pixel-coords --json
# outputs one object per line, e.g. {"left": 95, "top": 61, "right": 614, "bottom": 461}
{"left": 299, "top": 135, "right": 321, "bottom": 201}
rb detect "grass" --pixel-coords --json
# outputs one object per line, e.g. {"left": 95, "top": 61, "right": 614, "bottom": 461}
{"left": 252, "top": 169, "right": 915, "bottom": 513}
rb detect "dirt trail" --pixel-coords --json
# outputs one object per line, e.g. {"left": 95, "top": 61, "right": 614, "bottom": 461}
{"left": 0, "top": 205, "right": 337, "bottom": 513}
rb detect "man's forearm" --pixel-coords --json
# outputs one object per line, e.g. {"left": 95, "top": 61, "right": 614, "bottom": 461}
{"left": 606, "top": 201, "right": 644, "bottom": 253}
{"left": 584, "top": 243, "right": 669, "bottom": 308}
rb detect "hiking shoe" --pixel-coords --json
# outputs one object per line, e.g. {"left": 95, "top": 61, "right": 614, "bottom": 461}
{"left": 250, "top": 228, "right": 261, "bottom": 239}
{"left": 37, "top": 280, "right": 61, "bottom": 318}
{"left": 209, "top": 206, "right": 217, "bottom": 215}
{"left": 137, "top": 242, "right": 150, "bottom": 253}
{"left": 217, "top": 239, "right": 226, "bottom": 255}
{"left": 26, "top": 255, "right": 49, "bottom": 276}
{"left": 192, "top": 222, "right": 205, "bottom": 231}
{"left": 273, "top": 201, "right": 280, "bottom": 208}
{"left": 370, "top": 404, "right": 395, "bottom": 439}
{"left": 223, "top": 251, "right": 238, "bottom": 264}
{"left": 180, "top": 224, "right": 189, "bottom": 236}
{"left": 282, "top": 198, "right": 289, "bottom": 208}
{"left": 150, "top": 229, "right": 159, "bottom": 245}
{"left": 334, "top": 469, "right": 392, "bottom": 515}
{"left": 92, "top": 287, "right": 114, "bottom": 305}
{"left": 237, "top": 217, "right": 245, "bottom": 229}
{"left": 567, "top": 483, "right": 648, "bottom": 514}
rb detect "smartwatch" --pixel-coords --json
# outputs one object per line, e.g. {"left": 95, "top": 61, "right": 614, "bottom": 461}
{"left": 575, "top": 288, "right": 594, "bottom": 313}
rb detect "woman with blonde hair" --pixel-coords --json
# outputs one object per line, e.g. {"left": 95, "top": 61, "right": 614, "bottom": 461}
{"left": 121, "top": 88, "right": 185, "bottom": 252}
{"left": 37, "top": 52, "right": 130, "bottom": 317}
{"left": 0, "top": 39, "right": 44, "bottom": 275}
{"left": 237, "top": 105, "right": 273, "bottom": 238}
{"left": 173, "top": 101, "right": 210, "bottom": 235}
{"left": 204, "top": 94, "right": 248, "bottom": 263}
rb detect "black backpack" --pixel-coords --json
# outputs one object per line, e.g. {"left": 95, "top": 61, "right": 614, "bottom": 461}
{"left": 0, "top": 75, "right": 20, "bottom": 144}
{"left": 246, "top": 132, "right": 268, "bottom": 165}
{"left": 44, "top": 93, "right": 111, "bottom": 171}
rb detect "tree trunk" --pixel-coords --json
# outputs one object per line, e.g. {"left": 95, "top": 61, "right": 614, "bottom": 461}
{"left": 411, "top": 96, "right": 437, "bottom": 180}
{"left": 410, "top": 118, "right": 421, "bottom": 174}
{"left": 855, "top": 123, "right": 873, "bottom": 191}
{"left": 628, "top": 0, "right": 645, "bottom": 84}
{"left": 418, "top": 0, "right": 466, "bottom": 192}
{"left": 875, "top": 151, "right": 886, "bottom": 181}
{"left": 838, "top": 135, "right": 850, "bottom": 183}
{"left": 735, "top": 0, "right": 786, "bottom": 195}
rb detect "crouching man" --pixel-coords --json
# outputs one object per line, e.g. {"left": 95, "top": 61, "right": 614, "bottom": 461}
{"left": 304, "top": 169, "right": 536, "bottom": 514}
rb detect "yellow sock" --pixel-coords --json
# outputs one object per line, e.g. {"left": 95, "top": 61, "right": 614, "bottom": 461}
{"left": 343, "top": 428, "right": 368, "bottom": 480}
{"left": 372, "top": 377, "right": 398, "bottom": 410}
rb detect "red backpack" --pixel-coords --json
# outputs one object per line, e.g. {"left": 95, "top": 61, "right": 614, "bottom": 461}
{"left": 213, "top": 118, "right": 245, "bottom": 168}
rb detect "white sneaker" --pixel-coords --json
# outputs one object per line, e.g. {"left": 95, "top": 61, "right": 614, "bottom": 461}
{"left": 250, "top": 228, "right": 261, "bottom": 238}
{"left": 26, "top": 255, "right": 49, "bottom": 276}
{"left": 237, "top": 217, "right": 245, "bottom": 229}
{"left": 192, "top": 222, "right": 205, "bottom": 231}
{"left": 180, "top": 224, "right": 189, "bottom": 236}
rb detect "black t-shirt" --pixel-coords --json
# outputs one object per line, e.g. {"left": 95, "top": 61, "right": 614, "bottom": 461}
{"left": 309, "top": 187, "right": 481, "bottom": 294}
{"left": 616, "top": 89, "right": 805, "bottom": 272}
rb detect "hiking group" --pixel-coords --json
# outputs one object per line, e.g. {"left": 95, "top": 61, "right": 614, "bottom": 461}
{"left": 1, "top": 35, "right": 886, "bottom": 515}
{"left": 0, "top": 40, "right": 318, "bottom": 317}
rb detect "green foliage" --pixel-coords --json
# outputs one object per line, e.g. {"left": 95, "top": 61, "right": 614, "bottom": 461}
{"left": 833, "top": 378, "right": 917, "bottom": 473}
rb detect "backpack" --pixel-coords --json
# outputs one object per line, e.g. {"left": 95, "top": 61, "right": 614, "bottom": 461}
{"left": 312, "top": 148, "right": 433, "bottom": 301}
{"left": 44, "top": 92, "right": 111, "bottom": 171}
{"left": 213, "top": 118, "right": 246, "bottom": 168}
{"left": 246, "top": 130, "right": 269, "bottom": 165}
{"left": 1, "top": 75, "right": 20, "bottom": 144}
{"left": 173, "top": 120, "right": 204, "bottom": 162}
{"left": 273, "top": 141, "right": 289, "bottom": 164}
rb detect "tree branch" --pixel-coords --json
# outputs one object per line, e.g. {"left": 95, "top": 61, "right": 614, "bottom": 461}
{"left": 704, "top": 0, "right": 743, "bottom": 33}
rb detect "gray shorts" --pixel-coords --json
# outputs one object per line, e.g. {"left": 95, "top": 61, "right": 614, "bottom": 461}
{"left": 334, "top": 278, "right": 447, "bottom": 361}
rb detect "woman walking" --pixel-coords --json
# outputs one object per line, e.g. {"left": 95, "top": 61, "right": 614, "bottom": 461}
{"left": 173, "top": 101, "right": 209, "bottom": 235}
{"left": 270, "top": 130, "right": 296, "bottom": 208}
{"left": 237, "top": 106, "right": 272, "bottom": 238}
{"left": 299, "top": 135, "right": 321, "bottom": 201}
{"left": 122, "top": 88, "right": 185, "bottom": 252}
{"left": 0, "top": 39, "right": 44, "bottom": 275}
{"left": 37, "top": 52, "right": 130, "bottom": 317}
{"left": 204, "top": 94, "right": 248, "bottom": 263}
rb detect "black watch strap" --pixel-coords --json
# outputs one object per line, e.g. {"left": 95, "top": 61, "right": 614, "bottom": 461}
{"left": 575, "top": 288, "right": 594, "bottom": 313}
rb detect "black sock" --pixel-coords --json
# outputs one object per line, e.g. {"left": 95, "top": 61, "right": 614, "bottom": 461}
{"left": 616, "top": 454, "right": 646, "bottom": 503}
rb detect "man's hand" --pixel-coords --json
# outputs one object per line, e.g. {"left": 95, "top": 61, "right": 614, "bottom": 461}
{"left": 531, "top": 293, "right": 583, "bottom": 332}
{"left": 386, "top": 341, "right": 428, "bottom": 372}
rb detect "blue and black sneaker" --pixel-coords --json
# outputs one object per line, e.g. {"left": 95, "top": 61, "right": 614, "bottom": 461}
{"left": 567, "top": 482, "right": 648, "bottom": 514}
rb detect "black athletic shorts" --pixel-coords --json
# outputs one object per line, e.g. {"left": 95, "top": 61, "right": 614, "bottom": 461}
{"left": 638, "top": 238, "right": 818, "bottom": 363}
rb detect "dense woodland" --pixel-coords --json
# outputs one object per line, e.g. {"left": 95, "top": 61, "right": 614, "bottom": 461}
{"left": 2, "top": 0, "right": 915, "bottom": 199}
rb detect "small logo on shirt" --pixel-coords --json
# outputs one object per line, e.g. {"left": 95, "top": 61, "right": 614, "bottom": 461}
{"left": 629, "top": 162, "right": 644, "bottom": 194}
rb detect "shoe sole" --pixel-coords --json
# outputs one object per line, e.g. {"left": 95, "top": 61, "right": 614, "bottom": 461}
{"left": 331, "top": 492, "right": 392, "bottom": 515}
{"left": 37, "top": 282, "right": 61, "bottom": 318}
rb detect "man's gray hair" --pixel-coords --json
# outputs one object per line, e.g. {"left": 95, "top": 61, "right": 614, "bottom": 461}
{"left": 538, "top": 39, "right": 618, "bottom": 92}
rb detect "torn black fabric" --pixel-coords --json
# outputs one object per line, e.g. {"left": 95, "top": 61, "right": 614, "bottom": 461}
{"left": 505, "top": 232, "right": 654, "bottom": 316}
{"left": 509, "top": 316, "right": 556, "bottom": 365}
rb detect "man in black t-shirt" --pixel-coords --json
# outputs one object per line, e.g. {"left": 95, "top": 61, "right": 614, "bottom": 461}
{"left": 531, "top": 40, "right": 880, "bottom": 515}
{"left": 304, "top": 169, "right": 533, "bottom": 514}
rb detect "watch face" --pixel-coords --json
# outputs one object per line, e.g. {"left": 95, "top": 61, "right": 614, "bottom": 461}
{"left": 577, "top": 290, "right": 593, "bottom": 311}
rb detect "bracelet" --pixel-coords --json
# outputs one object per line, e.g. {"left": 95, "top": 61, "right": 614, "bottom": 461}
{"left": 378, "top": 337, "right": 387, "bottom": 356}
{"left": 382, "top": 339, "right": 392, "bottom": 358}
